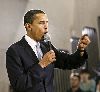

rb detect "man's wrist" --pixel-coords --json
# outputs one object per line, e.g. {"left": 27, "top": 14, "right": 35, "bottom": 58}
{"left": 77, "top": 47, "right": 85, "bottom": 52}
{"left": 77, "top": 48, "right": 85, "bottom": 56}
{"left": 38, "top": 61, "right": 45, "bottom": 68}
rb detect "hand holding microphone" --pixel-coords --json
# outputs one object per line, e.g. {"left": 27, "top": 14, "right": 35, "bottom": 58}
{"left": 39, "top": 50, "right": 56, "bottom": 68}
{"left": 39, "top": 33, "right": 56, "bottom": 68}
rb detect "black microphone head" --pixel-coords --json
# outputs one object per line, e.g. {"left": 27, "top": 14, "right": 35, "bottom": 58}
{"left": 44, "top": 33, "right": 51, "bottom": 42}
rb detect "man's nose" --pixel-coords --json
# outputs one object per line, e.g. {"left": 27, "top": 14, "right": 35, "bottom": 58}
{"left": 44, "top": 24, "right": 48, "bottom": 32}
{"left": 44, "top": 24, "right": 48, "bottom": 29}
{"left": 44, "top": 21, "right": 48, "bottom": 27}
{"left": 44, "top": 28, "right": 48, "bottom": 33}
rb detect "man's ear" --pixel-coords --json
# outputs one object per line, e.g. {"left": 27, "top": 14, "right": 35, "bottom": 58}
{"left": 24, "top": 23, "right": 32, "bottom": 31}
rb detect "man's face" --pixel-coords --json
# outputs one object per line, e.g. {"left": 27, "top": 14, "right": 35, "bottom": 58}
{"left": 80, "top": 73, "right": 90, "bottom": 82}
{"left": 26, "top": 13, "right": 48, "bottom": 41}
{"left": 70, "top": 76, "right": 80, "bottom": 88}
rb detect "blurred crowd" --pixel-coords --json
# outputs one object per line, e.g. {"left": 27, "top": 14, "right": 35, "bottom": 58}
{"left": 67, "top": 69, "right": 100, "bottom": 92}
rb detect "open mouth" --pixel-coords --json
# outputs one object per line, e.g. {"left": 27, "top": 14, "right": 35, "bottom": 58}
{"left": 43, "top": 33, "right": 50, "bottom": 42}
{"left": 40, "top": 33, "right": 50, "bottom": 42}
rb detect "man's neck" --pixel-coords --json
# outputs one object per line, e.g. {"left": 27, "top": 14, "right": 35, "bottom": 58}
{"left": 26, "top": 34, "right": 38, "bottom": 42}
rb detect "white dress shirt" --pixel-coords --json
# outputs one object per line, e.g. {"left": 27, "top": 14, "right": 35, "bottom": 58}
{"left": 25, "top": 35, "right": 39, "bottom": 58}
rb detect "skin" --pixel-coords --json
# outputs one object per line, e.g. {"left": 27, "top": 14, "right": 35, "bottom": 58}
{"left": 25, "top": 13, "right": 48, "bottom": 41}
{"left": 80, "top": 73, "right": 90, "bottom": 83}
{"left": 70, "top": 76, "right": 80, "bottom": 92}
{"left": 78, "top": 35, "right": 91, "bottom": 50}
{"left": 96, "top": 81, "right": 100, "bottom": 91}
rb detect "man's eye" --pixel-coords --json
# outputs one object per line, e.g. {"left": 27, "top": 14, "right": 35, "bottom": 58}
{"left": 39, "top": 21, "right": 48, "bottom": 24}
{"left": 39, "top": 22, "right": 45, "bottom": 24}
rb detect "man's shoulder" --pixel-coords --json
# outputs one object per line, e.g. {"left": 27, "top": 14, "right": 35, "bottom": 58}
{"left": 7, "top": 37, "right": 25, "bottom": 52}
{"left": 8, "top": 40, "right": 22, "bottom": 49}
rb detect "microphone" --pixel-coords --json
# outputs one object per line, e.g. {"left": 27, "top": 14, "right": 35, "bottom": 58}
{"left": 44, "top": 33, "right": 52, "bottom": 50}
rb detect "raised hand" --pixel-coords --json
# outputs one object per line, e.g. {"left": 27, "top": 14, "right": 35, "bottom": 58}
{"left": 78, "top": 34, "right": 91, "bottom": 50}
{"left": 77, "top": 34, "right": 91, "bottom": 56}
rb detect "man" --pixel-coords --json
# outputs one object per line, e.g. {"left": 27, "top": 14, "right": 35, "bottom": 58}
{"left": 6, "top": 9, "right": 90, "bottom": 92}
{"left": 67, "top": 73, "right": 84, "bottom": 92}
{"left": 80, "top": 69, "right": 96, "bottom": 92}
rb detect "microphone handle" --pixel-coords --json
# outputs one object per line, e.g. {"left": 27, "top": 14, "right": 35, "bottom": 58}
{"left": 48, "top": 41, "right": 52, "bottom": 51}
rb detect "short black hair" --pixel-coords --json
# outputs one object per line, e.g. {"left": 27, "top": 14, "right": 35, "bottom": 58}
{"left": 24, "top": 9, "right": 45, "bottom": 25}
{"left": 80, "top": 69, "right": 90, "bottom": 74}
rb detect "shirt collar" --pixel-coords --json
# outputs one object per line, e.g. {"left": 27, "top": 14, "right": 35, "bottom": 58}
{"left": 25, "top": 35, "right": 37, "bottom": 48}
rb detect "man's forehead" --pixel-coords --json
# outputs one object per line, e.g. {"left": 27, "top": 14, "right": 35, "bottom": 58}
{"left": 35, "top": 13, "right": 48, "bottom": 20}
{"left": 70, "top": 76, "right": 79, "bottom": 79}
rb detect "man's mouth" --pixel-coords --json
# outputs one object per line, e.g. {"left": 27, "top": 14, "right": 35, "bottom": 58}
{"left": 41, "top": 32, "right": 48, "bottom": 41}
{"left": 43, "top": 33, "right": 50, "bottom": 42}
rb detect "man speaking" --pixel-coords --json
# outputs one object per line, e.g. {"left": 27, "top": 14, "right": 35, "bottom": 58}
{"left": 6, "top": 9, "right": 90, "bottom": 92}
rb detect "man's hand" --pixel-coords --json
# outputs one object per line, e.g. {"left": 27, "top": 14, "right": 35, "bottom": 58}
{"left": 77, "top": 34, "right": 91, "bottom": 56}
{"left": 39, "top": 50, "right": 56, "bottom": 68}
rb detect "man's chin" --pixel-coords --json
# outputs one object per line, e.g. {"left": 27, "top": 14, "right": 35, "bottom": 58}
{"left": 40, "top": 36, "right": 45, "bottom": 41}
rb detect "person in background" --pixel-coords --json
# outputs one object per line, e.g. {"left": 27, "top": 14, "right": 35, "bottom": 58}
{"left": 67, "top": 73, "right": 84, "bottom": 92}
{"left": 95, "top": 76, "right": 100, "bottom": 92}
{"left": 80, "top": 69, "right": 96, "bottom": 92}
{"left": 6, "top": 9, "right": 90, "bottom": 92}
{"left": 96, "top": 81, "right": 100, "bottom": 92}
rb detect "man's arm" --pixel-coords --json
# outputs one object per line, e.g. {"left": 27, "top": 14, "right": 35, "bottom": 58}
{"left": 37, "top": 34, "right": 90, "bottom": 69}
{"left": 54, "top": 34, "right": 90, "bottom": 69}
{"left": 54, "top": 48, "right": 88, "bottom": 69}
{"left": 6, "top": 46, "right": 44, "bottom": 91}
